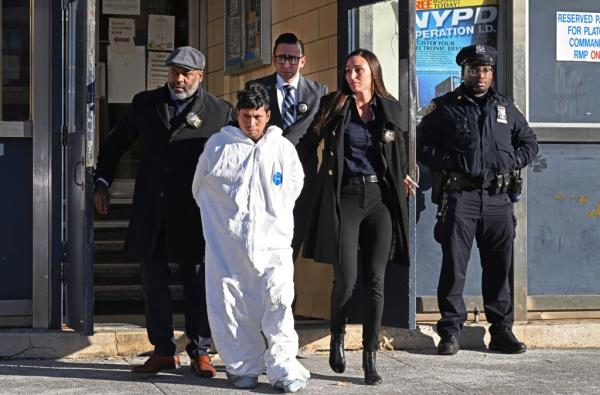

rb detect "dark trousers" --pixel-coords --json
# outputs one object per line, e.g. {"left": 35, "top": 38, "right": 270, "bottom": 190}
{"left": 330, "top": 183, "right": 392, "bottom": 351}
{"left": 140, "top": 228, "right": 210, "bottom": 357}
{"left": 434, "top": 189, "right": 515, "bottom": 338}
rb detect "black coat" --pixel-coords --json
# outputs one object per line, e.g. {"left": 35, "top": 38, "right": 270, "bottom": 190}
{"left": 95, "top": 85, "right": 232, "bottom": 263}
{"left": 417, "top": 85, "right": 538, "bottom": 182}
{"left": 246, "top": 73, "right": 329, "bottom": 146}
{"left": 297, "top": 92, "right": 410, "bottom": 266}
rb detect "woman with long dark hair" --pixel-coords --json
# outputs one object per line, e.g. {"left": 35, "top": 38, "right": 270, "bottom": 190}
{"left": 297, "top": 49, "right": 417, "bottom": 385}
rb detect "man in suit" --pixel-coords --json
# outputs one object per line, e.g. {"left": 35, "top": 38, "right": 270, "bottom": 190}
{"left": 246, "top": 32, "right": 328, "bottom": 259}
{"left": 94, "top": 46, "right": 232, "bottom": 376}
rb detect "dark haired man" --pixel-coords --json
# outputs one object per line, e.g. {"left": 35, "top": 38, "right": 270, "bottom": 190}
{"left": 247, "top": 32, "right": 328, "bottom": 261}
{"left": 417, "top": 44, "right": 538, "bottom": 356}
{"left": 94, "top": 46, "right": 232, "bottom": 376}
{"left": 192, "top": 85, "right": 309, "bottom": 392}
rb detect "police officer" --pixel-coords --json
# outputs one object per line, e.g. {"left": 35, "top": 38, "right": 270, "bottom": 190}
{"left": 417, "top": 44, "right": 538, "bottom": 355}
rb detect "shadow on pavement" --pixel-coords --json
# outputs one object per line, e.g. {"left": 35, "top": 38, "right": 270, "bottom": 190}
{"left": 0, "top": 359, "right": 284, "bottom": 393}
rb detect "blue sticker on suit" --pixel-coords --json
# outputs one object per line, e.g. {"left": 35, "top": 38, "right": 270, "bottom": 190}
{"left": 273, "top": 172, "right": 282, "bottom": 186}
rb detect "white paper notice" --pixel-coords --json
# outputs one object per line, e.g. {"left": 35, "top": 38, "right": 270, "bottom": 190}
{"left": 147, "top": 51, "right": 170, "bottom": 90}
{"left": 107, "top": 46, "right": 145, "bottom": 103}
{"left": 109, "top": 18, "right": 135, "bottom": 49}
{"left": 556, "top": 11, "right": 600, "bottom": 62}
{"left": 103, "top": 0, "right": 140, "bottom": 15}
{"left": 148, "top": 15, "right": 175, "bottom": 51}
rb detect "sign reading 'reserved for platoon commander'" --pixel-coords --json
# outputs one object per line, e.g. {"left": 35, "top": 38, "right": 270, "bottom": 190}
{"left": 556, "top": 11, "right": 600, "bottom": 62}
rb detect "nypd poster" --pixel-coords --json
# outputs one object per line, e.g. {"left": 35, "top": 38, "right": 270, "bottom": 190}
{"left": 556, "top": 11, "right": 600, "bottom": 62}
{"left": 416, "top": 0, "right": 498, "bottom": 115}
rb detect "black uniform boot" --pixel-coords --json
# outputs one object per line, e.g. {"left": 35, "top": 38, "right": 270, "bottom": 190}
{"left": 362, "top": 350, "right": 383, "bottom": 385}
{"left": 329, "top": 333, "right": 346, "bottom": 373}
{"left": 489, "top": 327, "right": 527, "bottom": 354}
{"left": 437, "top": 335, "right": 460, "bottom": 355}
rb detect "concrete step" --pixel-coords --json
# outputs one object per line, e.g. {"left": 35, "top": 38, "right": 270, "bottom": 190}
{"left": 93, "top": 199, "right": 132, "bottom": 222}
{"left": 94, "top": 240, "right": 126, "bottom": 254}
{"left": 94, "top": 284, "right": 184, "bottom": 302}
{"left": 94, "top": 262, "right": 181, "bottom": 285}
{"left": 2, "top": 321, "right": 599, "bottom": 359}
{"left": 94, "top": 226, "right": 128, "bottom": 242}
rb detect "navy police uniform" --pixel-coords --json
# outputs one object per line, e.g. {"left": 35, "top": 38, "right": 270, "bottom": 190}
{"left": 417, "top": 45, "right": 538, "bottom": 345}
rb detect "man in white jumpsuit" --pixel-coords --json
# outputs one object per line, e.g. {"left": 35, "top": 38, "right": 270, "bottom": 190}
{"left": 192, "top": 84, "right": 310, "bottom": 392}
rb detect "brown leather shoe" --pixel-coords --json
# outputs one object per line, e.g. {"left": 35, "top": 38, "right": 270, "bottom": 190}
{"left": 190, "top": 354, "right": 216, "bottom": 378}
{"left": 131, "top": 354, "right": 181, "bottom": 373}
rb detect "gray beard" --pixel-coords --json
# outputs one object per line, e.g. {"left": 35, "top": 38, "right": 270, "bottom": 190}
{"left": 168, "top": 79, "right": 200, "bottom": 100}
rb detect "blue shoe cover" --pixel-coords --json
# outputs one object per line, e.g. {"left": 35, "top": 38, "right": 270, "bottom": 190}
{"left": 274, "top": 378, "right": 307, "bottom": 393}
{"left": 226, "top": 372, "right": 258, "bottom": 389}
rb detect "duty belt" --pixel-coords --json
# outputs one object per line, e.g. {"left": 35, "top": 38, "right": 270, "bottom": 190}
{"left": 447, "top": 172, "right": 482, "bottom": 190}
{"left": 447, "top": 171, "right": 511, "bottom": 194}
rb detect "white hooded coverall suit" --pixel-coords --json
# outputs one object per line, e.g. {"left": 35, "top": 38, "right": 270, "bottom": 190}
{"left": 192, "top": 124, "right": 310, "bottom": 384}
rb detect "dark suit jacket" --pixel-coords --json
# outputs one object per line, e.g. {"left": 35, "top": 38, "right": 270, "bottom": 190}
{"left": 95, "top": 85, "right": 232, "bottom": 263}
{"left": 246, "top": 73, "right": 328, "bottom": 146}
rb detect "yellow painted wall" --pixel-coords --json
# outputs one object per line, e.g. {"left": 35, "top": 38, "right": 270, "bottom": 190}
{"left": 204, "top": 0, "right": 339, "bottom": 104}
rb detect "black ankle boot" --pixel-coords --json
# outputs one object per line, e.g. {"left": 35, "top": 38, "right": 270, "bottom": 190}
{"left": 329, "top": 333, "right": 346, "bottom": 373}
{"left": 363, "top": 350, "right": 382, "bottom": 385}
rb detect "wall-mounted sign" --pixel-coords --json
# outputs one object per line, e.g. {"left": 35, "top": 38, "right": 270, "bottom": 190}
{"left": 225, "top": 0, "right": 271, "bottom": 75}
{"left": 148, "top": 15, "right": 175, "bottom": 51}
{"left": 107, "top": 45, "right": 145, "bottom": 103}
{"left": 109, "top": 18, "right": 135, "bottom": 49}
{"left": 103, "top": 0, "right": 140, "bottom": 15}
{"left": 147, "top": 51, "right": 170, "bottom": 90}
{"left": 556, "top": 11, "right": 600, "bottom": 62}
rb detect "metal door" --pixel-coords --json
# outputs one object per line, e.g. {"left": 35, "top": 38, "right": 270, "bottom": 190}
{"left": 338, "top": 0, "right": 417, "bottom": 328}
{"left": 63, "top": 0, "right": 95, "bottom": 335}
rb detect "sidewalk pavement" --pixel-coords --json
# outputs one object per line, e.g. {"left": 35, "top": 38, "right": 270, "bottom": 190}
{"left": 1, "top": 320, "right": 600, "bottom": 359}
{"left": 0, "top": 349, "right": 599, "bottom": 394}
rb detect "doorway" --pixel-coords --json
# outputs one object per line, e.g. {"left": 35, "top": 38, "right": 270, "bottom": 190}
{"left": 93, "top": 1, "right": 200, "bottom": 322}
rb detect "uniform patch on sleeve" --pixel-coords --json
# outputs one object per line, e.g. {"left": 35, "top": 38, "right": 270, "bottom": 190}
{"left": 272, "top": 172, "right": 283, "bottom": 186}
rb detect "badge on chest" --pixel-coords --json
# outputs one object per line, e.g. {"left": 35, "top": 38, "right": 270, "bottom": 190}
{"left": 382, "top": 129, "right": 395, "bottom": 143}
{"left": 496, "top": 105, "right": 507, "bottom": 124}
{"left": 186, "top": 112, "right": 203, "bottom": 128}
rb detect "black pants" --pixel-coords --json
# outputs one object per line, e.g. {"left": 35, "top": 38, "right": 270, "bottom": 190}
{"left": 330, "top": 182, "right": 392, "bottom": 351}
{"left": 140, "top": 227, "right": 210, "bottom": 357}
{"left": 434, "top": 189, "right": 515, "bottom": 338}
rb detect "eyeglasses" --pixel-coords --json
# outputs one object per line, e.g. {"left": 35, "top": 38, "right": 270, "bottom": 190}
{"left": 467, "top": 66, "right": 493, "bottom": 77}
{"left": 274, "top": 55, "right": 302, "bottom": 65}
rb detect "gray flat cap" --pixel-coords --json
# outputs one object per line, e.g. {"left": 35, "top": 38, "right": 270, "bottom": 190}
{"left": 165, "top": 46, "right": 205, "bottom": 70}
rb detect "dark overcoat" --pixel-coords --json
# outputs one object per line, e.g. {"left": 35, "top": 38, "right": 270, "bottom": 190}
{"left": 246, "top": 73, "right": 329, "bottom": 145}
{"left": 297, "top": 92, "right": 410, "bottom": 266}
{"left": 95, "top": 85, "right": 232, "bottom": 263}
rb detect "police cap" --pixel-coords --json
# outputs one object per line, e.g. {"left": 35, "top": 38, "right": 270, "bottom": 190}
{"left": 165, "top": 46, "right": 206, "bottom": 70}
{"left": 455, "top": 44, "right": 496, "bottom": 66}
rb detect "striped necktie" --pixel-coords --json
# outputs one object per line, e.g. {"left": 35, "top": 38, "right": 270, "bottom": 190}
{"left": 282, "top": 85, "right": 295, "bottom": 129}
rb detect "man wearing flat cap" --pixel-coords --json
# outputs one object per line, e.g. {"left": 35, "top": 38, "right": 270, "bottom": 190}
{"left": 94, "top": 46, "right": 232, "bottom": 375}
{"left": 417, "top": 44, "right": 538, "bottom": 356}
